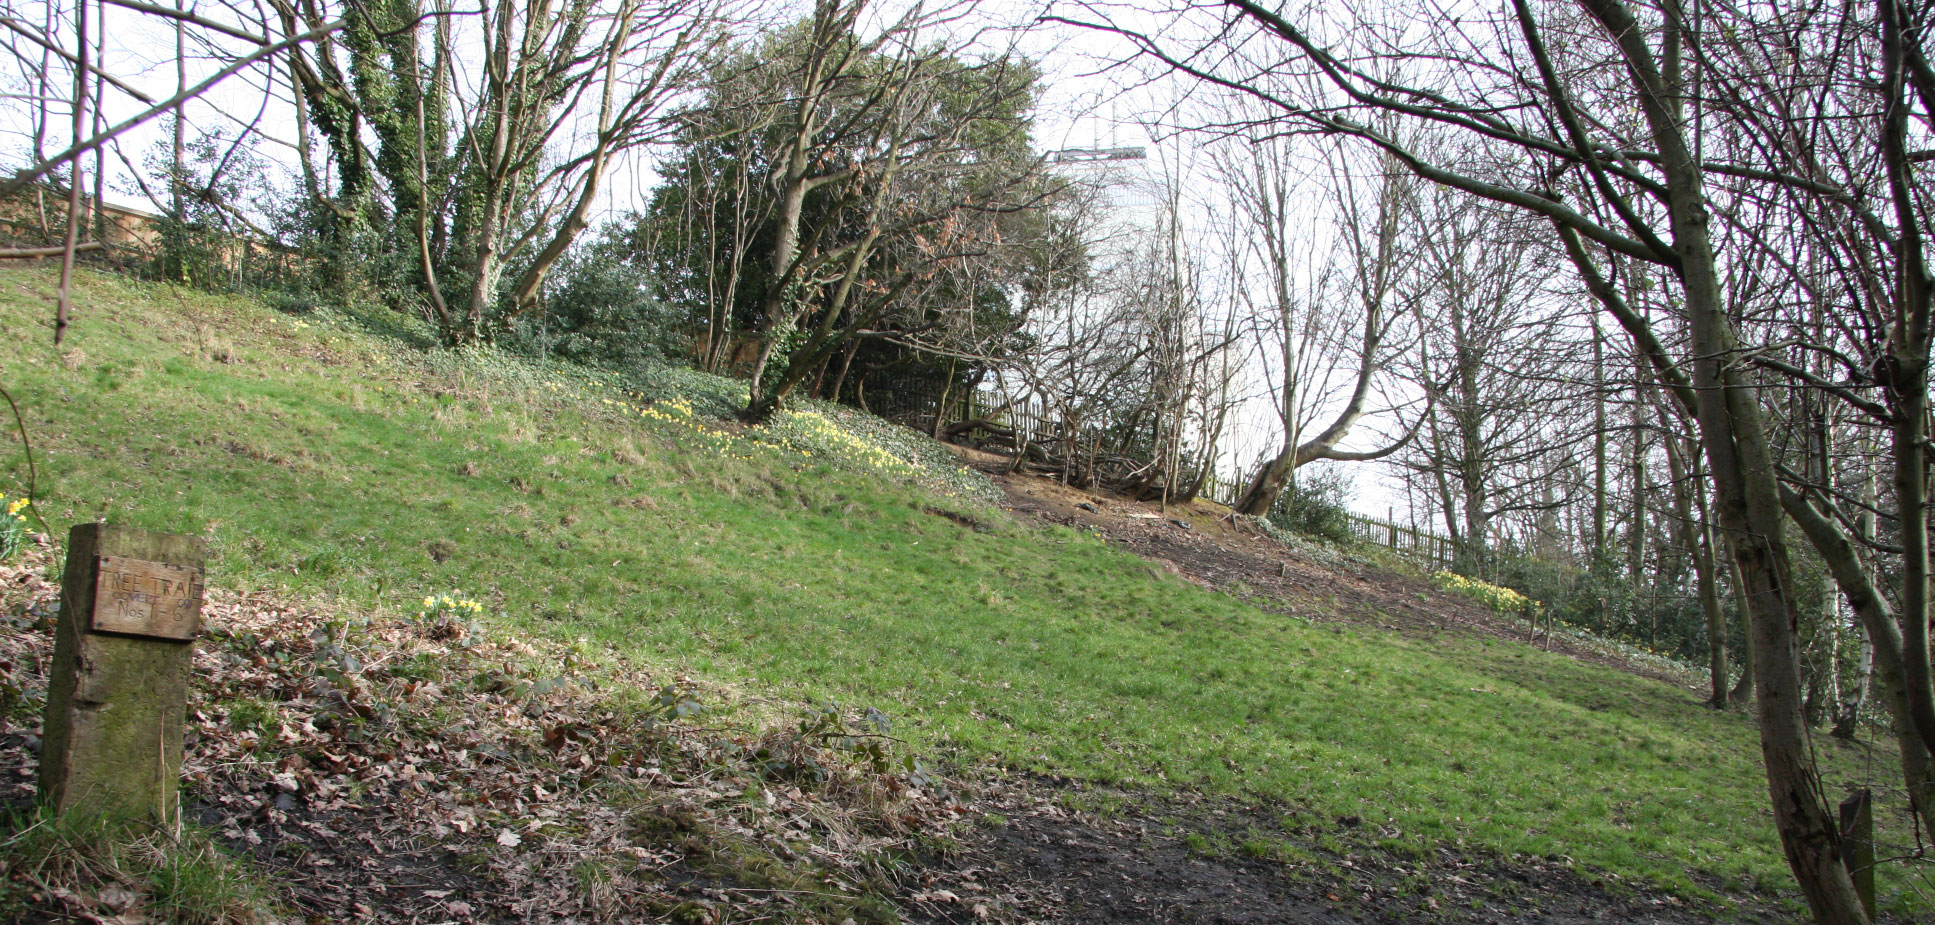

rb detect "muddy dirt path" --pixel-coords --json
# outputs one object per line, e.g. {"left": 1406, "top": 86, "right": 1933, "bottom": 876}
{"left": 916, "top": 780, "right": 1776, "bottom": 925}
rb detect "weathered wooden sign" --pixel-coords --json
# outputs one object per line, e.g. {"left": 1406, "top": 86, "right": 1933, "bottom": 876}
{"left": 92, "top": 555, "right": 204, "bottom": 640}
{"left": 40, "top": 525, "right": 206, "bottom": 822}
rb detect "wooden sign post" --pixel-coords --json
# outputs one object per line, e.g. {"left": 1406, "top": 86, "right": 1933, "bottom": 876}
{"left": 39, "top": 524, "right": 206, "bottom": 823}
{"left": 1839, "top": 788, "right": 1876, "bottom": 922}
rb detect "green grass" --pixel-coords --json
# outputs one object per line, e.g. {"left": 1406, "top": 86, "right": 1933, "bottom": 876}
{"left": 0, "top": 268, "right": 1924, "bottom": 915}
{"left": 0, "top": 807, "right": 276, "bottom": 923}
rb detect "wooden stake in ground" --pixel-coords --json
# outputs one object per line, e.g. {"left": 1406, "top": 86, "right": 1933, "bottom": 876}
{"left": 39, "top": 524, "right": 205, "bottom": 823}
{"left": 1839, "top": 789, "right": 1876, "bottom": 922}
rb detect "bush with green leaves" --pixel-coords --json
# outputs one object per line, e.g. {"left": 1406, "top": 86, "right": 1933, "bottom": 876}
{"left": 503, "top": 238, "right": 689, "bottom": 369}
{"left": 1487, "top": 555, "right": 1723, "bottom": 664}
{"left": 1265, "top": 465, "right": 1356, "bottom": 545}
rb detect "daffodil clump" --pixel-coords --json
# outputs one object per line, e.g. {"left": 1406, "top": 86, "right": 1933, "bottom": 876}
{"left": 635, "top": 396, "right": 770, "bottom": 459}
{"left": 801, "top": 404, "right": 1003, "bottom": 504}
{"left": 1433, "top": 570, "right": 1539, "bottom": 615}
{"left": 626, "top": 365, "right": 1002, "bottom": 502}
{"left": 541, "top": 378, "right": 594, "bottom": 401}
{"left": 418, "top": 592, "right": 485, "bottom": 640}
{"left": 774, "top": 410, "right": 915, "bottom": 475}
{"left": 420, "top": 593, "right": 483, "bottom": 618}
{"left": 761, "top": 404, "right": 1004, "bottom": 504}
{"left": 0, "top": 494, "right": 27, "bottom": 561}
{"left": 638, "top": 366, "right": 749, "bottom": 418}
{"left": 639, "top": 397, "right": 696, "bottom": 425}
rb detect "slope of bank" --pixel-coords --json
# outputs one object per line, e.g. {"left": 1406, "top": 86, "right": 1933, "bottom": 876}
{"left": 0, "top": 268, "right": 1922, "bottom": 919}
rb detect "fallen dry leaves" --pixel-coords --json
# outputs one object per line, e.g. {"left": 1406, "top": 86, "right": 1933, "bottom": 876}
{"left": 0, "top": 544, "right": 984, "bottom": 924}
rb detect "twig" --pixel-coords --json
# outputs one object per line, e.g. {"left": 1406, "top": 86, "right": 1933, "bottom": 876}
{"left": 811, "top": 731, "right": 907, "bottom": 744}
{"left": 0, "top": 242, "right": 104, "bottom": 259}
{"left": 0, "top": 383, "right": 52, "bottom": 536}
{"left": 0, "top": 814, "right": 49, "bottom": 849}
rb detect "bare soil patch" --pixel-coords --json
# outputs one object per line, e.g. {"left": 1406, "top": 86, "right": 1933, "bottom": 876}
{"left": 912, "top": 777, "right": 1794, "bottom": 925}
{"left": 0, "top": 543, "right": 956, "bottom": 924}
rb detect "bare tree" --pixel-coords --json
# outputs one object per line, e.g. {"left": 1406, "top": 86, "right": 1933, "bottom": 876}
{"left": 1224, "top": 133, "right": 1417, "bottom": 517}
{"left": 1399, "top": 188, "right": 1582, "bottom": 572}
{"left": 0, "top": 0, "right": 347, "bottom": 338}
{"left": 271, "top": 0, "right": 722, "bottom": 341}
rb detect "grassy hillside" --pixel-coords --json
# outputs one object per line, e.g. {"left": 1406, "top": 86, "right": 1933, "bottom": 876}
{"left": 0, "top": 268, "right": 1920, "bottom": 915}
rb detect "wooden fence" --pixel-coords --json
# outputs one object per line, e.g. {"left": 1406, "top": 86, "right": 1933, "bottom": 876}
{"left": 918, "top": 390, "right": 1065, "bottom": 451}
{"left": 1342, "top": 513, "right": 1455, "bottom": 567}
{"left": 1196, "top": 473, "right": 1245, "bottom": 508}
{"left": 0, "top": 187, "right": 306, "bottom": 290}
{"left": 1195, "top": 474, "right": 1454, "bottom": 565}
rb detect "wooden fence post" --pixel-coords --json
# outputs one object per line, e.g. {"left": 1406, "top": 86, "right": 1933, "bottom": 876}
{"left": 40, "top": 524, "right": 206, "bottom": 823}
{"left": 1839, "top": 789, "right": 1875, "bottom": 921}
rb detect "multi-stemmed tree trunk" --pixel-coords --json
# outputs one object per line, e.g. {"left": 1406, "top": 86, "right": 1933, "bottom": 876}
{"left": 284, "top": 0, "right": 710, "bottom": 343}
{"left": 739, "top": 0, "right": 891, "bottom": 418}
{"left": 1231, "top": 146, "right": 1416, "bottom": 516}
{"left": 1561, "top": 0, "right": 1861, "bottom": 903}
{"left": 733, "top": 0, "right": 1050, "bottom": 423}
{"left": 1706, "top": 0, "right": 1935, "bottom": 845}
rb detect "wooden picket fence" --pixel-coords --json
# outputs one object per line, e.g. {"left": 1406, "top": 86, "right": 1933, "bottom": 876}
{"left": 1194, "top": 478, "right": 1455, "bottom": 566}
{"left": 1200, "top": 473, "right": 1454, "bottom": 566}
{"left": 925, "top": 391, "right": 1063, "bottom": 449}
{"left": 1197, "top": 473, "right": 1245, "bottom": 508}
{"left": 1342, "top": 513, "right": 1454, "bottom": 566}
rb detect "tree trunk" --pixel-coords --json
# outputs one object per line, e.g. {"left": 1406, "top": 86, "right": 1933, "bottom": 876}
{"left": 1696, "top": 521, "right": 1729, "bottom": 708}
{"left": 1782, "top": 483, "right": 1935, "bottom": 835}
{"left": 1573, "top": 0, "right": 1866, "bottom": 912}
{"left": 1663, "top": 118, "right": 1867, "bottom": 925}
{"left": 1674, "top": 430, "right": 1728, "bottom": 707}
{"left": 1886, "top": 355, "right": 1935, "bottom": 759}
{"left": 744, "top": 167, "right": 812, "bottom": 412}
{"left": 460, "top": 0, "right": 516, "bottom": 344}
{"left": 506, "top": 0, "right": 639, "bottom": 313}
{"left": 828, "top": 340, "right": 860, "bottom": 404}
{"left": 1232, "top": 357, "right": 1391, "bottom": 517}
{"left": 1832, "top": 629, "right": 1872, "bottom": 740}
{"left": 1728, "top": 550, "right": 1756, "bottom": 705}
{"left": 932, "top": 358, "right": 958, "bottom": 439}
{"left": 1235, "top": 452, "right": 1293, "bottom": 517}
{"left": 1592, "top": 315, "right": 1609, "bottom": 563}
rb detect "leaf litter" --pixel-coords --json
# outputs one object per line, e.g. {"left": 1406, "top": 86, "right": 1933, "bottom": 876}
{"left": 0, "top": 544, "right": 1010, "bottom": 924}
